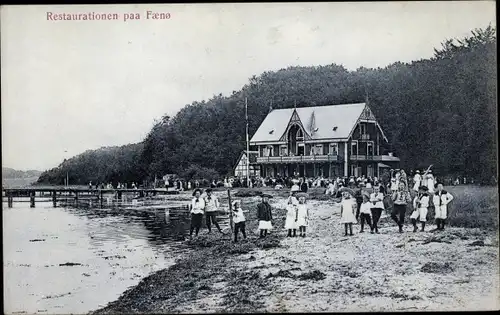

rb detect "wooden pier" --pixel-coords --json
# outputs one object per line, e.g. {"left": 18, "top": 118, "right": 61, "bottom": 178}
{"left": 2, "top": 188, "right": 179, "bottom": 208}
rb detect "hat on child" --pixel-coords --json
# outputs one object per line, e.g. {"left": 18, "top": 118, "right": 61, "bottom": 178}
{"left": 295, "top": 192, "right": 308, "bottom": 199}
{"left": 339, "top": 187, "right": 355, "bottom": 197}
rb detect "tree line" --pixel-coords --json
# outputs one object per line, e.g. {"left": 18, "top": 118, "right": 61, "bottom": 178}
{"left": 37, "top": 26, "right": 497, "bottom": 186}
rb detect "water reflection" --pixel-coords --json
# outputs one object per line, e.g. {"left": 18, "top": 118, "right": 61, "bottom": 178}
{"left": 3, "top": 193, "right": 229, "bottom": 314}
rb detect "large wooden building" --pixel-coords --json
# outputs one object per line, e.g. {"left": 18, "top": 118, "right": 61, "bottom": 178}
{"left": 249, "top": 102, "right": 400, "bottom": 178}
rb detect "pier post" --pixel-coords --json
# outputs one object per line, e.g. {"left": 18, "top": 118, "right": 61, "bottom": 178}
{"left": 227, "top": 189, "right": 233, "bottom": 233}
{"left": 30, "top": 191, "right": 35, "bottom": 208}
{"left": 52, "top": 191, "right": 57, "bottom": 207}
{"left": 75, "top": 191, "right": 79, "bottom": 202}
{"left": 99, "top": 190, "right": 103, "bottom": 208}
{"left": 117, "top": 190, "right": 122, "bottom": 200}
{"left": 7, "top": 191, "right": 13, "bottom": 208}
{"left": 139, "top": 191, "right": 144, "bottom": 198}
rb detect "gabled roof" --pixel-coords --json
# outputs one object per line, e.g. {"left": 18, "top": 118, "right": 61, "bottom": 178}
{"left": 250, "top": 103, "right": 371, "bottom": 143}
{"left": 233, "top": 151, "right": 258, "bottom": 170}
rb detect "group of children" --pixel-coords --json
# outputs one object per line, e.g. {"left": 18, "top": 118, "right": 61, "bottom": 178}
{"left": 284, "top": 188, "right": 310, "bottom": 238}
{"left": 339, "top": 186, "right": 386, "bottom": 236}
{"left": 190, "top": 179, "right": 454, "bottom": 242}
{"left": 340, "top": 181, "right": 454, "bottom": 235}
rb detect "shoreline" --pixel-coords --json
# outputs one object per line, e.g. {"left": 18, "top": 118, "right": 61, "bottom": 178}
{"left": 92, "top": 192, "right": 499, "bottom": 313}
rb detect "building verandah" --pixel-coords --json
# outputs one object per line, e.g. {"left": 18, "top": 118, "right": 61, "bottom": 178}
{"left": 260, "top": 162, "right": 344, "bottom": 178}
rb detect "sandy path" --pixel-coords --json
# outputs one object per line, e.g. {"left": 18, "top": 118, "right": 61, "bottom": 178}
{"left": 235, "top": 200, "right": 500, "bottom": 312}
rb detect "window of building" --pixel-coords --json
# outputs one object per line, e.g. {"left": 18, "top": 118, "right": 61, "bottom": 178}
{"left": 367, "top": 142, "right": 374, "bottom": 156}
{"left": 351, "top": 141, "right": 358, "bottom": 156}
{"left": 329, "top": 143, "right": 338, "bottom": 155}
{"left": 296, "top": 128, "right": 304, "bottom": 140}
{"left": 360, "top": 123, "right": 366, "bottom": 135}
{"left": 264, "top": 145, "right": 274, "bottom": 157}
{"left": 280, "top": 145, "right": 288, "bottom": 156}
{"left": 315, "top": 144, "right": 323, "bottom": 155}
{"left": 297, "top": 143, "right": 305, "bottom": 156}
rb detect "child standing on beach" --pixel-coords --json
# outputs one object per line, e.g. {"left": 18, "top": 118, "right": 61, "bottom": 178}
{"left": 370, "top": 186, "right": 385, "bottom": 234}
{"left": 284, "top": 192, "right": 299, "bottom": 237}
{"left": 359, "top": 193, "right": 373, "bottom": 233}
{"left": 340, "top": 188, "right": 357, "bottom": 236}
{"left": 296, "top": 195, "right": 309, "bottom": 237}
{"left": 433, "top": 183, "right": 454, "bottom": 230}
{"left": 204, "top": 188, "right": 224, "bottom": 234}
{"left": 257, "top": 194, "right": 273, "bottom": 238}
{"left": 189, "top": 188, "right": 205, "bottom": 239}
{"left": 232, "top": 200, "right": 247, "bottom": 242}
{"left": 411, "top": 186, "right": 430, "bottom": 232}
{"left": 391, "top": 181, "right": 412, "bottom": 233}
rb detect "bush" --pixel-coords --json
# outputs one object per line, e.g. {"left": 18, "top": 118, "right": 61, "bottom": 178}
{"left": 179, "top": 164, "right": 219, "bottom": 182}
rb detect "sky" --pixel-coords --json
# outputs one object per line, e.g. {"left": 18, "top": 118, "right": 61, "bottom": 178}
{"left": 1, "top": 2, "right": 496, "bottom": 171}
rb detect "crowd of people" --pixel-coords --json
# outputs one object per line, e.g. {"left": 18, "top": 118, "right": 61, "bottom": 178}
{"left": 187, "top": 168, "right": 456, "bottom": 242}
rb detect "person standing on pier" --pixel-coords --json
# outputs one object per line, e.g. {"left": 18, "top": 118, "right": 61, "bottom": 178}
{"left": 204, "top": 188, "right": 224, "bottom": 234}
{"left": 189, "top": 188, "right": 205, "bottom": 239}
{"left": 257, "top": 194, "right": 273, "bottom": 238}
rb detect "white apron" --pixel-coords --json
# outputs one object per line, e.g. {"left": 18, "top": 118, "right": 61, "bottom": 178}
{"left": 284, "top": 205, "right": 298, "bottom": 229}
{"left": 296, "top": 204, "right": 308, "bottom": 227}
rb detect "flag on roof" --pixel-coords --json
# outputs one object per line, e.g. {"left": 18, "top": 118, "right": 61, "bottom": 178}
{"left": 308, "top": 111, "right": 317, "bottom": 136}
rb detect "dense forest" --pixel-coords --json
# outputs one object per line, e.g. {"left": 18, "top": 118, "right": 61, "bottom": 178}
{"left": 37, "top": 26, "right": 497, "bottom": 185}
{"left": 37, "top": 144, "right": 144, "bottom": 185}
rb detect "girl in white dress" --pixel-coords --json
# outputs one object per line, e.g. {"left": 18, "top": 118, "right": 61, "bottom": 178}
{"left": 413, "top": 170, "right": 422, "bottom": 192}
{"left": 410, "top": 186, "right": 430, "bottom": 232}
{"left": 340, "top": 188, "right": 357, "bottom": 236}
{"left": 426, "top": 171, "right": 435, "bottom": 194}
{"left": 284, "top": 193, "right": 299, "bottom": 237}
{"left": 432, "top": 183, "right": 454, "bottom": 230}
{"left": 296, "top": 196, "right": 309, "bottom": 237}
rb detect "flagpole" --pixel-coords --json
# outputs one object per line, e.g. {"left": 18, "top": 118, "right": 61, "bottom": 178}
{"left": 245, "top": 97, "right": 250, "bottom": 188}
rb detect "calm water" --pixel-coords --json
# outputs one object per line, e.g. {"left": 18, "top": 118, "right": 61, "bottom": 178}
{"left": 3, "top": 193, "right": 228, "bottom": 314}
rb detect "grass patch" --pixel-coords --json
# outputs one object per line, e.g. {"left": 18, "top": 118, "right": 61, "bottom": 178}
{"left": 420, "top": 262, "right": 454, "bottom": 274}
{"left": 266, "top": 269, "right": 296, "bottom": 279}
{"left": 297, "top": 270, "right": 326, "bottom": 281}
{"left": 381, "top": 185, "right": 498, "bottom": 230}
{"left": 446, "top": 185, "right": 498, "bottom": 230}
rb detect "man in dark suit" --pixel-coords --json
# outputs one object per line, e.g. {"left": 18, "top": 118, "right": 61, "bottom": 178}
{"left": 300, "top": 178, "right": 308, "bottom": 193}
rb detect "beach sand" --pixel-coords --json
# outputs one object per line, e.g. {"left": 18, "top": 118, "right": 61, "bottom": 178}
{"left": 93, "top": 193, "right": 499, "bottom": 313}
